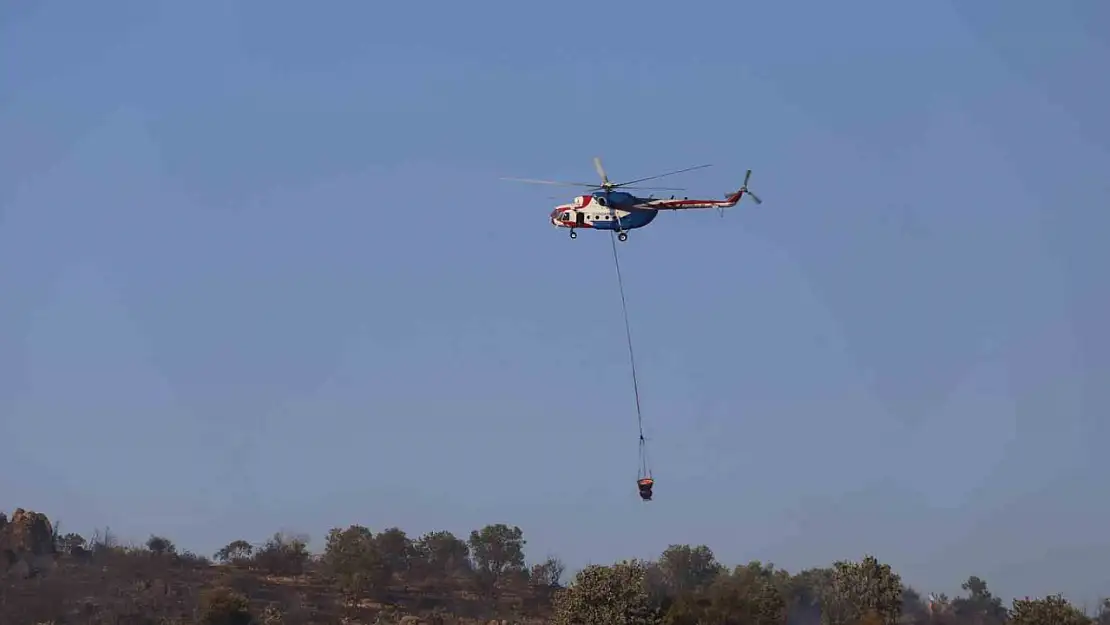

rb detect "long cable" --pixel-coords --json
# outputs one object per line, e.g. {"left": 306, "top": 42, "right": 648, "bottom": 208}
{"left": 609, "top": 230, "right": 650, "bottom": 478}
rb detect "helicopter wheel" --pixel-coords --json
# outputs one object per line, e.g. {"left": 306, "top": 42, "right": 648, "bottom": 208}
{"left": 569, "top": 230, "right": 577, "bottom": 239}
{"left": 618, "top": 232, "right": 628, "bottom": 242}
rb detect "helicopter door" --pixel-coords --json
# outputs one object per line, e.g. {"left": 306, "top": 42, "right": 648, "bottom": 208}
{"left": 575, "top": 211, "right": 585, "bottom": 227}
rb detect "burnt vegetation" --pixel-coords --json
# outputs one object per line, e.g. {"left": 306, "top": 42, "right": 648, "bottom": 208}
{"left": 1, "top": 508, "right": 1106, "bottom": 624}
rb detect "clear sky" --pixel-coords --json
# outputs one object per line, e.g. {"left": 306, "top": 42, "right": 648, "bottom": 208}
{"left": 2, "top": 0, "right": 1107, "bottom": 608}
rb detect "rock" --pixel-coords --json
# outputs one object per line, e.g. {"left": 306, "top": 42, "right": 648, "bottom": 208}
{"left": 0, "top": 508, "right": 56, "bottom": 556}
{"left": 0, "top": 509, "right": 57, "bottom": 577}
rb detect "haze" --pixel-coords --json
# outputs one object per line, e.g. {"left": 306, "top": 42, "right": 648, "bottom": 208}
{"left": 1, "top": 0, "right": 1107, "bottom": 607}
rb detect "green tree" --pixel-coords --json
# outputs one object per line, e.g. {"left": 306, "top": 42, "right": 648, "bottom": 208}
{"left": 1009, "top": 594, "right": 1091, "bottom": 625}
{"left": 656, "top": 544, "right": 725, "bottom": 596}
{"left": 374, "top": 527, "right": 414, "bottom": 578}
{"left": 680, "top": 565, "right": 786, "bottom": 625}
{"left": 784, "top": 567, "right": 832, "bottom": 625}
{"left": 552, "top": 560, "right": 662, "bottom": 625}
{"left": 467, "top": 523, "right": 526, "bottom": 586}
{"left": 530, "top": 556, "right": 566, "bottom": 588}
{"left": 214, "top": 539, "right": 254, "bottom": 565}
{"left": 660, "top": 591, "right": 711, "bottom": 625}
{"left": 56, "top": 532, "right": 87, "bottom": 555}
{"left": 412, "top": 530, "right": 471, "bottom": 581}
{"left": 822, "top": 555, "right": 903, "bottom": 625}
{"left": 253, "top": 531, "right": 310, "bottom": 576}
{"left": 951, "top": 575, "right": 1007, "bottom": 624}
{"left": 323, "top": 525, "right": 391, "bottom": 600}
{"left": 145, "top": 534, "right": 176, "bottom": 555}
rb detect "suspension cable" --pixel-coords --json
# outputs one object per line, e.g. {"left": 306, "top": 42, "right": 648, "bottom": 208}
{"left": 609, "top": 231, "right": 651, "bottom": 479}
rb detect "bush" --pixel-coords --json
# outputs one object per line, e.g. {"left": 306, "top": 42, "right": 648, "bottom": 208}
{"left": 200, "top": 586, "right": 253, "bottom": 625}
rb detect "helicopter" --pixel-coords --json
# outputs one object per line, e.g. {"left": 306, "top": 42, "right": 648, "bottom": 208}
{"left": 503, "top": 157, "right": 762, "bottom": 241}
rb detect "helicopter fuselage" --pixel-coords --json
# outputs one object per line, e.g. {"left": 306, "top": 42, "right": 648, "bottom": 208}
{"left": 549, "top": 192, "right": 659, "bottom": 240}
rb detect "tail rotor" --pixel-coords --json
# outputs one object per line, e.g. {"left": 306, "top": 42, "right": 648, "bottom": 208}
{"left": 739, "top": 169, "right": 762, "bottom": 205}
{"left": 718, "top": 169, "right": 763, "bottom": 217}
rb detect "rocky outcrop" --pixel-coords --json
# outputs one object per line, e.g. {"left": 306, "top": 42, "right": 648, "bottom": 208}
{"left": 0, "top": 508, "right": 56, "bottom": 555}
{"left": 1, "top": 508, "right": 57, "bottom": 578}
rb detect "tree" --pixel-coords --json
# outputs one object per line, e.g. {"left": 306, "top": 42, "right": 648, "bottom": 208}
{"left": 928, "top": 592, "right": 953, "bottom": 619}
{"left": 739, "top": 566, "right": 788, "bottom": 625}
{"left": 374, "top": 527, "right": 414, "bottom": 578}
{"left": 552, "top": 560, "right": 662, "bottom": 625}
{"left": 655, "top": 544, "right": 724, "bottom": 597}
{"left": 253, "top": 531, "right": 310, "bottom": 576}
{"left": 177, "top": 548, "right": 210, "bottom": 567}
{"left": 951, "top": 575, "right": 1007, "bottom": 624}
{"left": 145, "top": 534, "right": 176, "bottom": 555}
{"left": 1009, "top": 594, "right": 1091, "bottom": 625}
{"left": 55, "top": 532, "right": 87, "bottom": 556}
{"left": 823, "top": 555, "right": 904, "bottom": 625}
{"left": 900, "top": 587, "right": 929, "bottom": 623}
{"left": 784, "top": 566, "right": 832, "bottom": 625}
{"left": 412, "top": 530, "right": 471, "bottom": 580}
{"left": 467, "top": 524, "right": 526, "bottom": 586}
{"left": 675, "top": 565, "right": 785, "bottom": 625}
{"left": 323, "top": 525, "right": 391, "bottom": 600}
{"left": 213, "top": 539, "right": 254, "bottom": 565}
{"left": 530, "top": 556, "right": 566, "bottom": 588}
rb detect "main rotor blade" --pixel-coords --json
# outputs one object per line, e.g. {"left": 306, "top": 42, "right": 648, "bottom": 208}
{"left": 594, "top": 156, "right": 610, "bottom": 186}
{"left": 614, "top": 163, "right": 713, "bottom": 188}
{"left": 500, "top": 177, "right": 598, "bottom": 188}
{"left": 621, "top": 185, "right": 687, "bottom": 191}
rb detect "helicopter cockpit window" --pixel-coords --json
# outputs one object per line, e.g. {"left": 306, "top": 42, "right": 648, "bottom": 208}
{"left": 560, "top": 212, "right": 570, "bottom": 221}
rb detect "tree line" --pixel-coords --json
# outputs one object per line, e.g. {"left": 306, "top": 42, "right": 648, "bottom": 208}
{"left": 43, "top": 521, "right": 1110, "bottom": 624}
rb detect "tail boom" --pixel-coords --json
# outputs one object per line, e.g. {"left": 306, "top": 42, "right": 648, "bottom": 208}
{"left": 638, "top": 170, "right": 759, "bottom": 210}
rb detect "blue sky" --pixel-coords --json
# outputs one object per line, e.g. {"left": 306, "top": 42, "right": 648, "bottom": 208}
{"left": 2, "top": 0, "right": 1107, "bottom": 607}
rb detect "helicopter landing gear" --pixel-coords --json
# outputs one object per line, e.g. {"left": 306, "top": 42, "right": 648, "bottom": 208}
{"left": 617, "top": 231, "right": 628, "bottom": 242}
{"left": 569, "top": 230, "right": 577, "bottom": 239}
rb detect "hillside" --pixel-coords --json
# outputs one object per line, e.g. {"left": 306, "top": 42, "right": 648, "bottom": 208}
{"left": 1, "top": 508, "right": 1106, "bottom": 624}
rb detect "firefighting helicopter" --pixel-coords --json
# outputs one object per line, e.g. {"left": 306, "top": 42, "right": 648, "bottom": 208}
{"left": 502, "top": 157, "right": 762, "bottom": 241}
